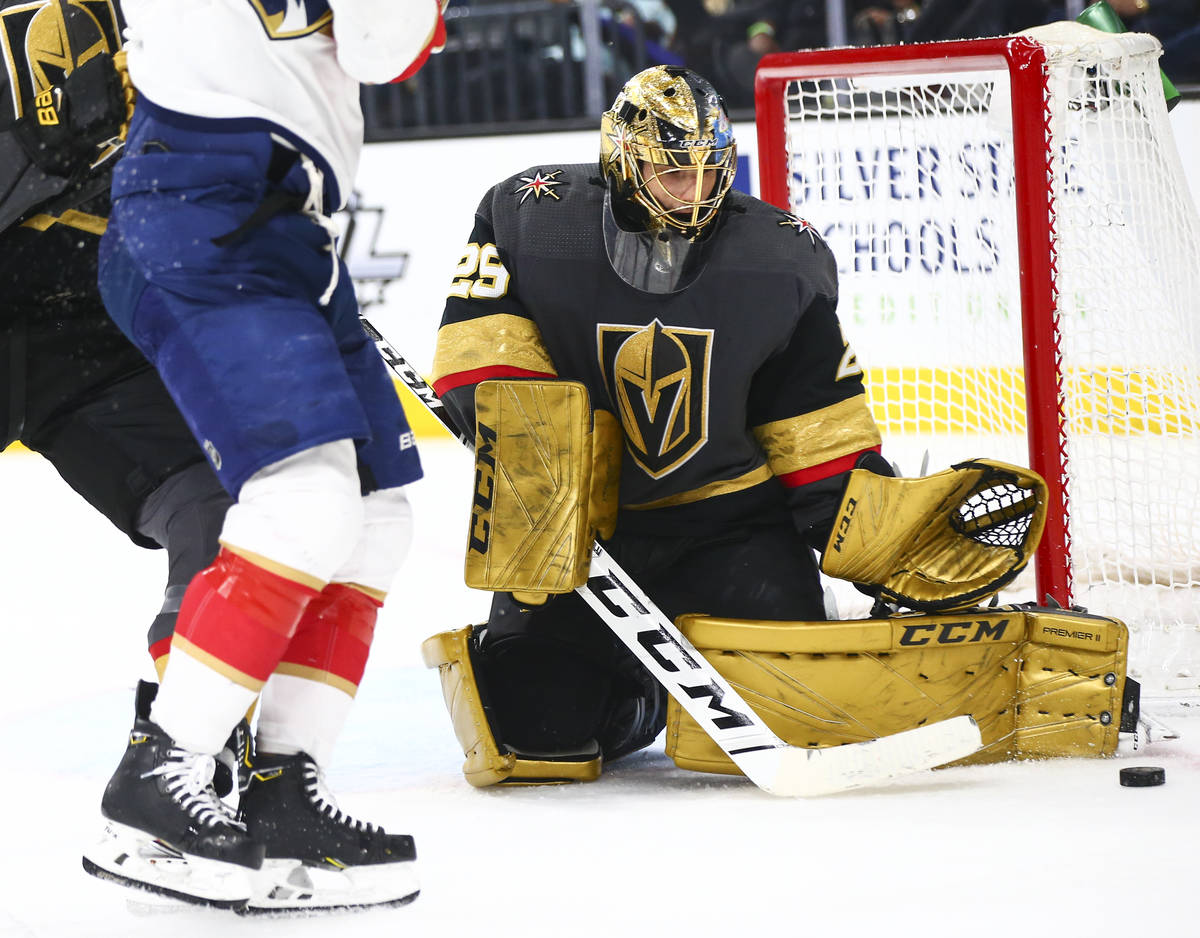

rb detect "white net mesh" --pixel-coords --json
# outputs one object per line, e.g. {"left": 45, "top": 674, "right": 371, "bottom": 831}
{"left": 1045, "top": 29, "right": 1200, "bottom": 697}
{"left": 769, "top": 29, "right": 1200, "bottom": 698}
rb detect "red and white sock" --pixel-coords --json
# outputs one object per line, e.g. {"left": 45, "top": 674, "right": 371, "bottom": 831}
{"left": 151, "top": 548, "right": 319, "bottom": 754}
{"left": 256, "top": 583, "right": 381, "bottom": 767}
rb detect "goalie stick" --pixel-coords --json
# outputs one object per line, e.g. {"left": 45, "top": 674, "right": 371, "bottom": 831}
{"left": 361, "top": 317, "right": 983, "bottom": 796}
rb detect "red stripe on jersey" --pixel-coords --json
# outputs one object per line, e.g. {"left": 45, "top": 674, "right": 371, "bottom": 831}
{"left": 148, "top": 636, "right": 172, "bottom": 667}
{"left": 432, "top": 365, "right": 556, "bottom": 397}
{"left": 279, "top": 584, "right": 381, "bottom": 688}
{"left": 777, "top": 446, "right": 882, "bottom": 488}
{"left": 175, "top": 549, "right": 319, "bottom": 683}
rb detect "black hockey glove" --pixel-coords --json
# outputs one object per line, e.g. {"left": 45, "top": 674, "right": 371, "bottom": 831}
{"left": 10, "top": 52, "right": 126, "bottom": 178}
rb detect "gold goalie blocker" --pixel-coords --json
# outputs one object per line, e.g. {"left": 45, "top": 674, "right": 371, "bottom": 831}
{"left": 459, "top": 379, "right": 620, "bottom": 601}
{"left": 424, "top": 380, "right": 1137, "bottom": 785}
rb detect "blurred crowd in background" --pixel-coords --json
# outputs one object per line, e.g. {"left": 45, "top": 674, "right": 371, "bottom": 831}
{"left": 493, "top": 0, "right": 1197, "bottom": 105}
{"left": 371, "top": 1, "right": 1199, "bottom": 135}
{"left": 567, "top": 0, "right": 1200, "bottom": 107}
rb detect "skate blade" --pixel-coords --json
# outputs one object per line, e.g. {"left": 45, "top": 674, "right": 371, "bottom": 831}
{"left": 124, "top": 891, "right": 229, "bottom": 916}
{"left": 241, "top": 858, "right": 419, "bottom": 915}
{"left": 83, "top": 820, "right": 253, "bottom": 910}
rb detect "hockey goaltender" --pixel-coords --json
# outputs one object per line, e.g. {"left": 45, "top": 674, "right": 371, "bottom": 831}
{"left": 419, "top": 65, "right": 1146, "bottom": 789}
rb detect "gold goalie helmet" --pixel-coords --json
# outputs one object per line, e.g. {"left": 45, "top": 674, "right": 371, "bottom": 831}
{"left": 599, "top": 66, "right": 737, "bottom": 293}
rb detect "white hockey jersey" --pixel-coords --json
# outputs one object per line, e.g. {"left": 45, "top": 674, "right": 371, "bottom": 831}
{"left": 120, "top": 0, "right": 441, "bottom": 209}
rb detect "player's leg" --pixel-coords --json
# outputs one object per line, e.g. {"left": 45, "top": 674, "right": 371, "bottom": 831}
{"left": 426, "top": 587, "right": 668, "bottom": 786}
{"left": 86, "top": 126, "right": 380, "bottom": 903}
{"left": 11, "top": 207, "right": 263, "bottom": 906}
{"left": 239, "top": 274, "right": 422, "bottom": 912}
{"left": 24, "top": 356, "right": 234, "bottom": 671}
{"left": 427, "top": 519, "right": 826, "bottom": 786}
{"left": 496, "top": 520, "right": 827, "bottom": 759}
{"left": 82, "top": 433, "right": 369, "bottom": 903}
{"left": 29, "top": 360, "right": 251, "bottom": 796}
{"left": 252, "top": 308, "right": 418, "bottom": 764}
{"left": 241, "top": 486, "right": 420, "bottom": 912}
{"left": 4, "top": 192, "right": 235, "bottom": 668}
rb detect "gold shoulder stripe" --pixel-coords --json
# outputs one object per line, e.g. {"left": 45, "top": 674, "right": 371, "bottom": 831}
{"left": 623, "top": 463, "right": 774, "bottom": 511}
{"left": 753, "top": 396, "right": 882, "bottom": 476}
{"left": 20, "top": 209, "right": 107, "bottom": 235}
{"left": 431, "top": 314, "right": 555, "bottom": 386}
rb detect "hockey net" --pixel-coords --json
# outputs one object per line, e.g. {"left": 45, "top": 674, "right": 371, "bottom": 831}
{"left": 755, "top": 23, "right": 1200, "bottom": 700}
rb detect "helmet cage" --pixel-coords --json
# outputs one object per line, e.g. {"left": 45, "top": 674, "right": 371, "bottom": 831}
{"left": 625, "top": 138, "right": 735, "bottom": 235}
{"left": 600, "top": 67, "right": 737, "bottom": 239}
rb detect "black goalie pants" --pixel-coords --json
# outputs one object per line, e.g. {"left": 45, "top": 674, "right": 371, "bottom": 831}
{"left": 478, "top": 520, "right": 826, "bottom": 761}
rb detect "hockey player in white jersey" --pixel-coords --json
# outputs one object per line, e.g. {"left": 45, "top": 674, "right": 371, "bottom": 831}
{"left": 82, "top": 0, "right": 445, "bottom": 913}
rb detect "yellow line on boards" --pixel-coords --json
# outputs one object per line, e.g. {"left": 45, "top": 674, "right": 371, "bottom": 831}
{"left": 5, "top": 369, "right": 1191, "bottom": 455}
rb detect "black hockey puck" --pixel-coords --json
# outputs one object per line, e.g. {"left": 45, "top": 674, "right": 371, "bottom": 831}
{"left": 1119, "top": 766, "right": 1165, "bottom": 787}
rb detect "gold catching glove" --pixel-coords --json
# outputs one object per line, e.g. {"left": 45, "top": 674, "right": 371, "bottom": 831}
{"left": 821, "top": 458, "right": 1047, "bottom": 612}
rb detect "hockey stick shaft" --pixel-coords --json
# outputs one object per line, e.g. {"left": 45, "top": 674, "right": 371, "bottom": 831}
{"left": 363, "top": 317, "right": 982, "bottom": 796}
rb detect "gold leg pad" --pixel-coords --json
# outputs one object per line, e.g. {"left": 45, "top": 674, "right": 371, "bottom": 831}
{"left": 665, "top": 608, "right": 1129, "bottom": 775}
{"left": 422, "top": 627, "right": 602, "bottom": 786}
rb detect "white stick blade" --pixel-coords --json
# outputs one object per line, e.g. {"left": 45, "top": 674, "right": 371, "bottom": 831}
{"left": 740, "top": 715, "right": 983, "bottom": 797}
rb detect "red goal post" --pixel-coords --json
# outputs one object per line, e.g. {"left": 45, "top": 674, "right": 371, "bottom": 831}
{"left": 753, "top": 26, "right": 1200, "bottom": 699}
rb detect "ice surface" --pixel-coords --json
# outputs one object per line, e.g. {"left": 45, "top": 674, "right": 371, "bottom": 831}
{"left": 2, "top": 442, "right": 1196, "bottom": 937}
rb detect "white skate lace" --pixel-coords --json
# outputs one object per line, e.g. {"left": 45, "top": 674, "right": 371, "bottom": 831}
{"left": 144, "top": 749, "right": 246, "bottom": 830}
{"left": 302, "top": 763, "right": 379, "bottom": 835}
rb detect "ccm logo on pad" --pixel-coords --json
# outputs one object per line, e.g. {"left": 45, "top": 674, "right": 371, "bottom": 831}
{"left": 898, "top": 619, "right": 1011, "bottom": 646}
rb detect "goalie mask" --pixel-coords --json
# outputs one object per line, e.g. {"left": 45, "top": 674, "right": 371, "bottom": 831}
{"left": 599, "top": 66, "right": 737, "bottom": 294}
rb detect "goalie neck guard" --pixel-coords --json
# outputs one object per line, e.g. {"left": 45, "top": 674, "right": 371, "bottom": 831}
{"left": 599, "top": 66, "right": 736, "bottom": 294}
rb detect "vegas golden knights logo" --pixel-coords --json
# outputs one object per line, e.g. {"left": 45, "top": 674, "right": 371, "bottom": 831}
{"left": 598, "top": 319, "right": 712, "bottom": 479}
{"left": 246, "top": 0, "right": 332, "bottom": 40}
{"left": 0, "top": 0, "right": 120, "bottom": 120}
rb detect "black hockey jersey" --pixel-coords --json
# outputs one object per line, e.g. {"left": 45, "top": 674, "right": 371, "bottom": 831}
{"left": 432, "top": 163, "right": 882, "bottom": 538}
{"left": 0, "top": 0, "right": 125, "bottom": 234}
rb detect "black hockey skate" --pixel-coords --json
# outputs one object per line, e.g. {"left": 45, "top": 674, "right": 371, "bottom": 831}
{"left": 82, "top": 681, "right": 265, "bottom": 909}
{"left": 133, "top": 680, "right": 251, "bottom": 799}
{"left": 238, "top": 751, "right": 419, "bottom": 913}
{"left": 214, "top": 715, "right": 254, "bottom": 798}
